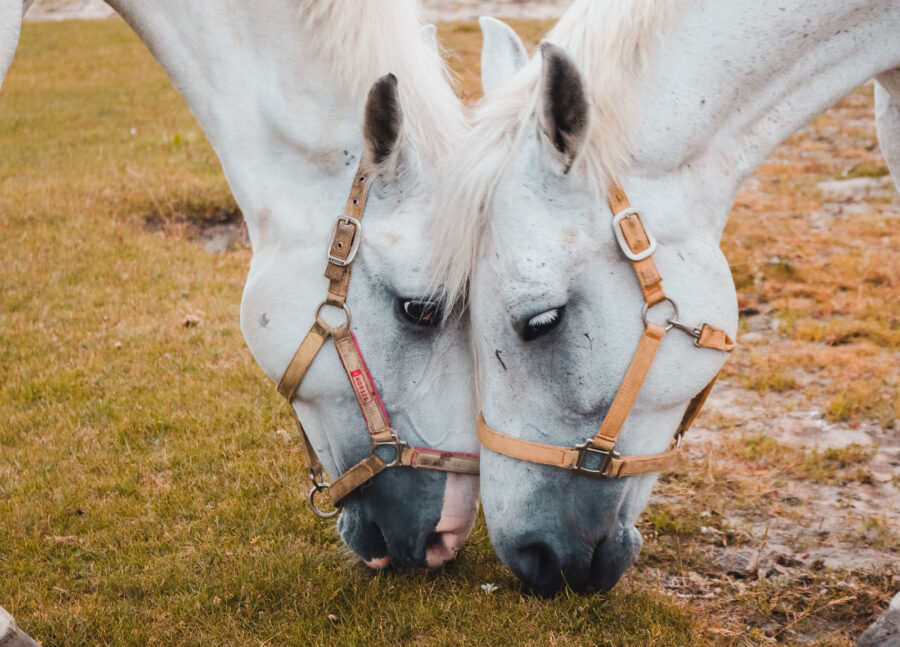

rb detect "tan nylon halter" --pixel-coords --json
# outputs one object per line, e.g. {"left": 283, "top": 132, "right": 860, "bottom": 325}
{"left": 279, "top": 161, "right": 480, "bottom": 517}
{"left": 477, "top": 183, "right": 735, "bottom": 478}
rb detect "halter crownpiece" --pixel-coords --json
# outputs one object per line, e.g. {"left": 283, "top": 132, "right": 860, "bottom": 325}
{"left": 476, "top": 182, "right": 735, "bottom": 478}
{"left": 278, "top": 160, "right": 480, "bottom": 517}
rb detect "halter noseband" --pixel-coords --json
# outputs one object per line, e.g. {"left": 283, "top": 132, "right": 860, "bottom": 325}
{"left": 477, "top": 183, "right": 735, "bottom": 478}
{"left": 278, "top": 161, "right": 479, "bottom": 517}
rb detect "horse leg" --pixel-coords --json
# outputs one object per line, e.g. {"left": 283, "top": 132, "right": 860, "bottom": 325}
{"left": 861, "top": 69, "right": 900, "bottom": 647}
{"left": 0, "top": 606, "right": 40, "bottom": 647}
{"left": 875, "top": 69, "right": 900, "bottom": 189}
{"left": 858, "top": 592, "right": 900, "bottom": 647}
{"left": 0, "top": 0, "right": 27, "bottom": 89}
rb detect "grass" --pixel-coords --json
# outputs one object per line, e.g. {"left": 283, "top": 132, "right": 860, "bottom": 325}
{"left": 1, "top": 17, "right": 898, "bottom": 647}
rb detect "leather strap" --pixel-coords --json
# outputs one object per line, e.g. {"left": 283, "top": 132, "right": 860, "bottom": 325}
{"left": 277, "top": 320, "right": 330, "bottom": 400}
{"left": 277, "top": 159, "right": 480, "bottom": 511}
{"left": 324, "top": 169, "right": 371, "bottom": 306}
{"left": 332, "top": 325, "right": 392, "bottom": 437}
{"left": 402, "top": 446, "right": 481, "bottom": 474}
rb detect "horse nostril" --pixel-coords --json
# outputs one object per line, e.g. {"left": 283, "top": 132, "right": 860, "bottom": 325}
{"left": 514, "top": 542, "right": 563, "bottom": 595}
{"left": 424, "top": 531, "right": 463, "bottom": 569}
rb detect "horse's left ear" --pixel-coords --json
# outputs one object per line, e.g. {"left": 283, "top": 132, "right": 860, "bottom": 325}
{"left": 364, "top": 73, "right": 404, "bottom": 173}
{"left": 537, "top": 41, "right": 589, "bottom": 174}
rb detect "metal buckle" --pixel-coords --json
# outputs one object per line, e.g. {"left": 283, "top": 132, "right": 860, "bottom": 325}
{"left": 573, "top": 440, "right": 620, "bottom": 477}
{"left": 612, "top": 207, "right": 657, "bottom": 262}
{"left": 667, "top": 318, "right": 703, "bottom": 346}
{"left": 372, "top": 432, "right": 408, "bottom": 468}
{"left": 308, "top": 475, "right": 340, "bottom": 518}
{"left": 642, "top": 297, "right": 679, "bottom": 331}
{"left": 327, "top": 215, "right": 362, "bottom": 267}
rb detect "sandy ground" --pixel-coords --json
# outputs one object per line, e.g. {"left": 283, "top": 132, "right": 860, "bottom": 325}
{"left": 23, "top": 0, "right": 571, "bottom": 22}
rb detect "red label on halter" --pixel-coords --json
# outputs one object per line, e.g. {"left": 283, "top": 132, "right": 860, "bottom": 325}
{"left": 349, "top": 368, "right": 373, "bottom": 405}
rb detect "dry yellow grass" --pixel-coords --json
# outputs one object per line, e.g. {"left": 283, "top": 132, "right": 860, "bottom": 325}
{"left": 0, "top": 16, "right": 896, "bottom": 647}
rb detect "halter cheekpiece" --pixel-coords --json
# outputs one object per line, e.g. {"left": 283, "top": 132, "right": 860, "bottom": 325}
{"left": 278, "top": 161, "right": 480, "bottom": 517}
{"left": 476, "top": 183, "right": 735, "bottom": 478}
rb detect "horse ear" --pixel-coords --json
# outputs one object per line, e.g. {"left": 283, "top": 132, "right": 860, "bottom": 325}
{"left": 480, "top": 16, "right": 528, "bottom": 96}
{"left": 363, "top": 73, "right": 404, "bottom": 172}
{"left": 537, "top": 41, "right": 589, "bottom": 173}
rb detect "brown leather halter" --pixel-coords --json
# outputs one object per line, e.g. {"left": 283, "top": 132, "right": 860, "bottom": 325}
{"left": 477, "top": 184, "right": 735, "bottom": 478}
{"left": 278, "top": 161, "right": 480, "bottom": 517}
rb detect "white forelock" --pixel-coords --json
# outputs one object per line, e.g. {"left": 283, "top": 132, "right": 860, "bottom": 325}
{"left": 299, "top": 0, "right": 465, "bottom": 167}
{"left": 430, "top": 0, "right": 680, "bottom": 307}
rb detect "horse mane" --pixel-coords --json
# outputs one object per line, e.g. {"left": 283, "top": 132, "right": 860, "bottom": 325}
{"left": 299, "top": 0, "right": 465, "bottom": 167}
{"left": 431, "top": 0, "right": 679, "bottom": 307}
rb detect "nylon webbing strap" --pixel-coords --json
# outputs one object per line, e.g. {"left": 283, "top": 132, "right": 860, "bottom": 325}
{"left": 477, "top": 413, "right": 684, "bottom": 476}
{"left": 592, "top": 322, "right": 666, "bottom": 450}
{"left": 474, "top": 181, "right": 736, "bottom": 479}
{"left": 697, "top": 324, "right": 736, "bottom": 352}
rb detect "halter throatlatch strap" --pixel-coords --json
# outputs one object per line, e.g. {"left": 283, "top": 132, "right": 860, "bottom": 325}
{"left": 476, "top": 182, "right": 735, "bottom": 479}
{"left": 278, "top": 160, "right": 479, "bottom": 516}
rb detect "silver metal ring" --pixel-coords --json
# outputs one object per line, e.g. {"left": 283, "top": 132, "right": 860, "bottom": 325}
{"left": 372, "top": 435, "right": 407, "bottom": 468}
{"left": 641, "top": 297, "right": 678, "bottom": 331}
{"left": 315, "top": 301, "right": 351, "bottom": 333}
{"left": 308, "top": 481, "right": 340, "bottom": 518}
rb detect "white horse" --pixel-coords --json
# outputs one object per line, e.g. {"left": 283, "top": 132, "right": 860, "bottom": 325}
{"left": 433, "top": 0, "right": 900, "bottom": 594}
{"left": 1, "top": 0, "right": 480, "bottom": 569}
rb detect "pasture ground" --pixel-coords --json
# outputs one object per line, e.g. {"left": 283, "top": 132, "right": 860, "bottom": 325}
{"left": 0, "top": 18, "right": 897, "bottom": 647}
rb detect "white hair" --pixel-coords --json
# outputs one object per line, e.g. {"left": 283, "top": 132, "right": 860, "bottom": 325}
{"left": 431, "top": 0, "right": 680, "bottom": 306}
{"left": 299, "top": 0, "right": 465, "bottom": 167}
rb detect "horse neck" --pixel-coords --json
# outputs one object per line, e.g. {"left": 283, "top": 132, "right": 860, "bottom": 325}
{"left": 627, "top": 0, "right": 900, "bottom": 234}
{"left": 106, "top": 0, "right": 447, "bottom": 251}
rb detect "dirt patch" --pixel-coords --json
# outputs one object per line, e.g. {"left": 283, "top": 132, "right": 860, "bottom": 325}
{"left": 143, "top": 201, "right": 247, "bottom": 254}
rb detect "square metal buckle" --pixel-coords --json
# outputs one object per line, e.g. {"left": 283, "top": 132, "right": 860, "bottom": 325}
{"left": 574, "top": 440, "right": 620, "bottom": 477}
{"left": 327, "top": 215, "right": 362, "bottom": 267}
{"left": 372, "top": 433, "right": 408, "bottom": 468}
{"left": 612, "top": 207, "right": 657, "bottom": 262}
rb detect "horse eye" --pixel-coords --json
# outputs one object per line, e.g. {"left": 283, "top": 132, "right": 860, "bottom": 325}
{"left": 523, "top": 307, "right": 565, "bottom": 341}
{"left": 400, "top": 299, "right": 443, "bottom": 327}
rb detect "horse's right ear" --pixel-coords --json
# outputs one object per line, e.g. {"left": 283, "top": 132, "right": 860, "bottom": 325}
{"left": 363, "top": 73, "right": 404, "bottom": 173}
{"left": 480, "top": 17, "right": 528, "bottom": 96}
{"left": 537, "top": 41, "right": 589, "bottom": 174}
